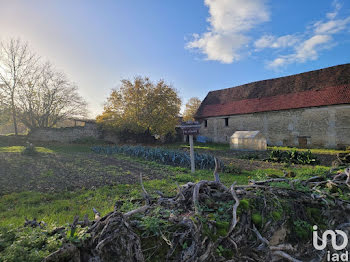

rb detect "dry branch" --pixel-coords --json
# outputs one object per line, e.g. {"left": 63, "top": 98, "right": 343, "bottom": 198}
{"left": 44, "top": 164, "right": 350, "bottom": 262}
{"left": 226, "top": 182, "right": 239, "bottom": 237}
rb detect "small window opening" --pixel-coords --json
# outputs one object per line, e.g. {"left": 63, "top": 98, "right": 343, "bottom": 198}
{"left": 204, "top": 120, "right": 208, "bottom": 128}
{"left": 224, "top": 118, "right": 229, "bottom": 127}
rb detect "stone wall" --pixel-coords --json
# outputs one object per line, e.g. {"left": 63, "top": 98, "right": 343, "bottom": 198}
{"left": 198, "top": 105, "right": 350, "bottom": 149}
{"left": 28, "top": 122, "right": 102, "bottom": 143}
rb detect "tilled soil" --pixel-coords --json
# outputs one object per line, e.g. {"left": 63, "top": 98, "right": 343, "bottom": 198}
{"left": 0, "top": 152, "right": 171, "bottom": 195}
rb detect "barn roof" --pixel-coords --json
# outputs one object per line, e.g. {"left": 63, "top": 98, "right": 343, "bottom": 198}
{"left": 196, "top": 64, "right": 350, "bottom": 118}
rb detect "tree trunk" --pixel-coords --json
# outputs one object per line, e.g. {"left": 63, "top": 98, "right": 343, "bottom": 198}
{"left": 11, "top": 95, "right": 18, "bottom": 136}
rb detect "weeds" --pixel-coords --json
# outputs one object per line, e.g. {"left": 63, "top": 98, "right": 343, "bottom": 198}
{"left": 269, "top": 148, "right": 319, "bottom": 165}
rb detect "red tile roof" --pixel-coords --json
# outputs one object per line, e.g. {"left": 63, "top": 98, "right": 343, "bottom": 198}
{"left": 196, "top": 64, "right": 350, "bottom": 118}
{"left": 199, "top": 85, "right": 350, "bottom": 117}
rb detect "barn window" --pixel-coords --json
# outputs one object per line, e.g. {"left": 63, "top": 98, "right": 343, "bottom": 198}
{"left": 204, "top": 120, "right": 208, "bottom": 128}
{"left": 224, "top": 118, "right": 229, "bottom": 127}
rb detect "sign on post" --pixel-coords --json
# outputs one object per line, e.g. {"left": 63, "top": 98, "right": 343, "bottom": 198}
{"left": 179, "top": 121, "right": 201, "bottom": 173}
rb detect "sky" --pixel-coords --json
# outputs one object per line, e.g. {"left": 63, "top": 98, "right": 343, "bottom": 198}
{"left": 1, "top": 0, "right": 350, "bottom": 117}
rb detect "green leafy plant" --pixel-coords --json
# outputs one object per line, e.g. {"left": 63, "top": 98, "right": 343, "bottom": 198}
{"left": 269, "top": 148, "right": 319, "bottom": 165}
{"left": 293, "top": 181, "right": 311, "bottom": 192}
{"left": 0, "top": 226, "right": 62, "bottom": 262}
{"left": 92, "top": 145, "right": 222, "bottom": 170}
{"left": 139, "top": 207, "right": 170, "bottom": 237}
{"left": 216, "top": 244, "right": 234, "bottom": 258}
{"left": 293, "top": 220, "right": 312, "bottom": 240}
{"left": 270, "top": 181, "right": 291, "bottom": 189}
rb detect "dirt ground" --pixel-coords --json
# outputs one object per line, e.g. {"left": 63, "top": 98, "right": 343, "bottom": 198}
{"left": 0, "top": 152, "right": 172, "bottom": 195}
{"left": 184, "top": 148, "right": 337, "bottom": 170}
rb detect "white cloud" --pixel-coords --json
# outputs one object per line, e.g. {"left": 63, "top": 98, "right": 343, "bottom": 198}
{"left": 254, "top": 34, "right": 300, "bottom": 49}
{"left": 268, "top": 57, "right": 287, "bottom": 68}
{"left": 268, "top": 35, "right": 333, "bottom": 68}
{"left": 205, "top": 0, "right": 269, "bottom": 33}
{"left": 187, "top": 32, "right": 248, "bottom": 63}
{"left": 188, "top": 0, "right": 349, "bottom": 67}
{"left": 314, "top": 17, "right": 350, "bottom": 34}
{"left": 187, "top": 0, "right": 269, "bottom": 63}
{"left": 266, "top": 1, "right": 350, "bottom": 69}
{"left": 326, "top": 0, "right": 341, "bottom": 19}
{"left": 254, "top": 35, "right": 274, "bottom": 49}
{"left": 295, "top": 35, "right": 332, "bottom": 61}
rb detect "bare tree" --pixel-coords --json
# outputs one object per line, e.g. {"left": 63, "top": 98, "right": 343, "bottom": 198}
{"left": 0, "top": 39, "right": 38, "bottom": 135}
{"left": 0, "top": 38, "right": 87, "bottom": 131}
{"left": 17, "top": 62, "right": 87, "bottom": 129}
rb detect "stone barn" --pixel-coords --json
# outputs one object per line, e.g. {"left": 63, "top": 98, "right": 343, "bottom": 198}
{"left": 195, "top": 64, "right": 350, "bottom": 149}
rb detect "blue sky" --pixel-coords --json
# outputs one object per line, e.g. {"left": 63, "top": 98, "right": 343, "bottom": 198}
{"left": 1, "top": 0, "right": 350, "bottom": 116}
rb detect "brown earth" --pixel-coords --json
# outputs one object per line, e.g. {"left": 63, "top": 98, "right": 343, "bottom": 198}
{"left": 0, "top": 152, "right": 172, "bottom": 195}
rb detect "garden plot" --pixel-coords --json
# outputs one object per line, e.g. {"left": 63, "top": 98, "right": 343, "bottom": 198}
{"left": 0, "top": 152, "right": 173, "bottom": 195}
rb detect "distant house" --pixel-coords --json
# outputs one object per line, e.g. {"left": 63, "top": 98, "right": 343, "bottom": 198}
{"left": 195, "top": 64, "right": 350, "bottom": 149}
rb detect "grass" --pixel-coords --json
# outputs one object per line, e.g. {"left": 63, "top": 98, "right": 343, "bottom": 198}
{"left": 0, "top": 143, "right": 97, "bottom": 154}
{"left": 0, "top": 134, "right": 106, "bottom": 154}
{"left": 0, "top": 146, "right": 54, "bottom": 153}
{"left": 0, "top": 186, "right": 129, "bottom": 228}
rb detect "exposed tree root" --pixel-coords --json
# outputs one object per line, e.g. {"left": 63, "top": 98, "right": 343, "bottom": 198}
{"left": 44, "top": 164, "right": 350, "bottom": 262}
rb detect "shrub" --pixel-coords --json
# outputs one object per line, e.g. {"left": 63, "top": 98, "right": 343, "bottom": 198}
{"left": 91, "top": 145, "right": 222, "bottom": 170}
{"left": 268, "top": 149, "right": 319, "bottom": 165}
{"left": 108, "top": 129, "right": 157, "bottom": 144}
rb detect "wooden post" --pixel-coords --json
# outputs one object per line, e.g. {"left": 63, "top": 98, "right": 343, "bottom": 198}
{"left": 189, "top": 134, "right": 195, "bottom": 173}
{"left": 179, "top": 121, "right": 200, "bottom": 174}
